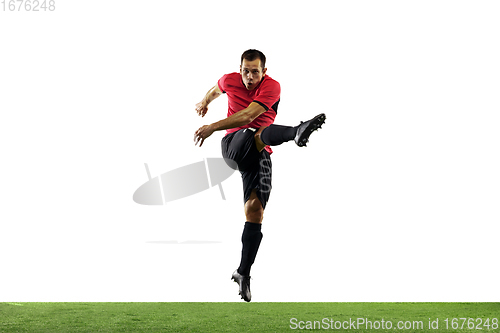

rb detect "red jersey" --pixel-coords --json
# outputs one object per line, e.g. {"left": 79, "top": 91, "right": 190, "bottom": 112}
{"left": 218, "top": 72, "right": 281, "bottom": 153}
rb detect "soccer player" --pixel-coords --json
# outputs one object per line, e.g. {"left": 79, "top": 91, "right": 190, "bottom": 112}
{"left": 194, "top": 49, "right": 325, "bottom": 302}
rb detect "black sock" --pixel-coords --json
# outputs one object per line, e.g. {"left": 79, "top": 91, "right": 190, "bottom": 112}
{"left": 260, "top": 124, "right": 298, "bottom": 146}
{"left": 237, "top": 222, "right": 263, "bottom": 277}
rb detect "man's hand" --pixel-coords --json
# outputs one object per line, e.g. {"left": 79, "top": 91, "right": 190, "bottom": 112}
{"left": 194, "top": 124, "right": 215, "bottom": 147}
{"left": 195, "top": 100, "right": 208, "bottom": 117}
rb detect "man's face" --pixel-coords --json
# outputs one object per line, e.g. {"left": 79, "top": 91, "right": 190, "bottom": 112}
{"left": 240, "top": 59, "right": 267, "bottom": 90}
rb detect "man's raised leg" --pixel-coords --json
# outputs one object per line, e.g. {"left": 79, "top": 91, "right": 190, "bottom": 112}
{"left": 254, "top": 113, "right": 326, "bottom": 151}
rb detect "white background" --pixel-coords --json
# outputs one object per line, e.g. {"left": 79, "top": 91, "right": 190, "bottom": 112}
{"left": 1, "top": 0, "right": 499, "bottom": 302}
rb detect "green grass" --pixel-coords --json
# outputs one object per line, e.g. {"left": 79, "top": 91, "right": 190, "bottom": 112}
{"left": 0, "top": 303, "right": 499, "bottom": 332}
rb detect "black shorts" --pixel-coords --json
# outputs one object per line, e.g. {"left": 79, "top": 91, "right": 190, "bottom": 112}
{"left": 221, "top": 128, "right": 272, "bottom": 209}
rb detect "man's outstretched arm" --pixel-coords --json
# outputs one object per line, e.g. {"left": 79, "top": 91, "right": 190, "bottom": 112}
{"left": 194, "top": 102, "right": 266, "bottom": 147}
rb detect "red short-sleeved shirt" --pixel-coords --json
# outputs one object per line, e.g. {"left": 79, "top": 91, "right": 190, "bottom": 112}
{"left": 218, "top": 72, "right": 281, "bottom": 153}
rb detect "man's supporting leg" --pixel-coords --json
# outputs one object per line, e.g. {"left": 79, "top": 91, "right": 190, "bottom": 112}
{"left": 238, "top": 222, "right": 263, "bottom": 277}
{"left": 232, "top": 190, "right": 264, "bottom": 302}
{"left": 238, "top": 190, "right": 264, "bottom": 276}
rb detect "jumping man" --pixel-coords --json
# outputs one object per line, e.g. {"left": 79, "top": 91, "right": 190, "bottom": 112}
{"left": 194, "top": 49, "right": 326, "bottom": 302}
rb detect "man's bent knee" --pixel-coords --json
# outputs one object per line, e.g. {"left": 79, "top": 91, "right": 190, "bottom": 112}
{"left": 254, "top": 127, "right": 268, "bottom": 153}
{"left": 245, "top": 208, "right": 263, "bottom": 224}
{"left": 245, "top": 196, "right": 264, "bottom": 224}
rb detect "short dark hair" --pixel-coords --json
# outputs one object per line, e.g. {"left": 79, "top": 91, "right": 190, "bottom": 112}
{"left": 241, "top": 49, "right": 266, "bottom": 69}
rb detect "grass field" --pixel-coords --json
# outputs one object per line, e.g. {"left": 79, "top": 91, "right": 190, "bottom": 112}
{"left": 0, "top": 302, "right": 498, "bottom": 332}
